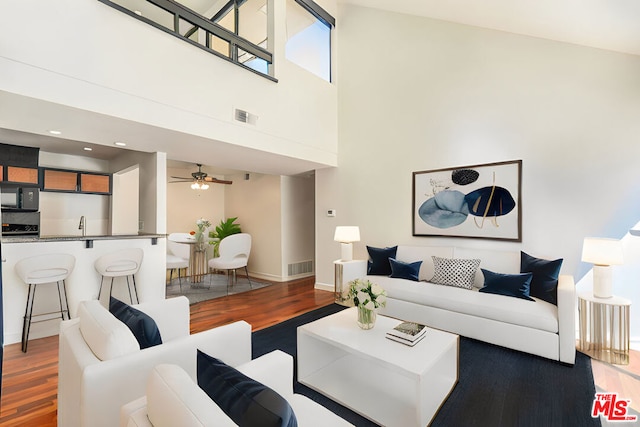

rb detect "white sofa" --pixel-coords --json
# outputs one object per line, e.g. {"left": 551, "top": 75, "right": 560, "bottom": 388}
{"left": 120, "top": 350, "right": 354, "bottom": 427}
{"left": 356, "top": 245, "right": 576, "bottom": 364}
{"left": 58, "top": 296, "right": 252, "bottom": 427}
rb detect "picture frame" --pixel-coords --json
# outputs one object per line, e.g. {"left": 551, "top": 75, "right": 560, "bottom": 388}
{"left": 412, "top": 160, "right": 522, "bottom": 241}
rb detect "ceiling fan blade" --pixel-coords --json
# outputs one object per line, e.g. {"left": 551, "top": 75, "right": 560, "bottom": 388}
{"left": 170, "top": 176, "right": 192, "bottom": 180}
{"left": 169, "top": 180, "right": 192, "bottom": 183}
{"left": 204, "top": 177, "right": 233, "bottom": 185}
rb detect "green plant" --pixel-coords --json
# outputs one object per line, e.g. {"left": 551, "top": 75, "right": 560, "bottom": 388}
{"left": 208, "top": 217, "right": 242, "bottom": 257}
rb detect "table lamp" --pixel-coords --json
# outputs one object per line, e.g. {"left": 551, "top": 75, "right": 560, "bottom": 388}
{"left": 334, "top": 226, "right": 360, "bottom": 261}
{"left": 581, "top": 237, "right": 624, "bottom": 298}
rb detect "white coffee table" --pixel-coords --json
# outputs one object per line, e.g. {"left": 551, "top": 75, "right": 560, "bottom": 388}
{"left": 297, "top": 308, "right": 459, "bottom": 427}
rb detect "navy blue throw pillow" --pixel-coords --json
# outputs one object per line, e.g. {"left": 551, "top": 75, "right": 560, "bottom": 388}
{"left": 389, "top": 258, "right": 422, "bottom": 282}
{"left": 109, "top": 297, "right": 162, "bottom": 349}
{"left": 366, "top": 246, "right": 397, "bottom": 275}
{"left": 520, "top": 251, "right": 563, "bottom": 305}
{"left": 197, "top": 350, "right": 297, "bottom": 427}
{"left": 479, "top": 269, "right": 534, "bottom": 301}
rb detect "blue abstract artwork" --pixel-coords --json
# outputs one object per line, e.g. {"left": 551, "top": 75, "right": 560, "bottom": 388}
{"left": 413, "top": 160, "right": 521, "bottom": 241}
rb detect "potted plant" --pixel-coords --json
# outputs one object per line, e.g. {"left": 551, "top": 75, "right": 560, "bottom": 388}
{"left": 208, "top": 217, "right": 242, "bottom": 257}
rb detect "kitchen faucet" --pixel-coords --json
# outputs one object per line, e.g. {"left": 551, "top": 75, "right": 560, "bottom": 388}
{"left": 79, "top": 216, "right": 86, "bottom": 237}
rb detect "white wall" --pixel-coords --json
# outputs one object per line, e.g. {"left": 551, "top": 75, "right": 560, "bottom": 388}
{"left": 0, "top": 0, "right": 338, "bottom": 169}
{"left": 111, "top": 151, "right": 167, "bottom": 234}
{"left": 111, "top": 166, "right": 140, "bottom": 235}
{"left": 316, "top": 5, "right": 640, "bottom": 343}
{"left": 225, "top": 173, "right": 283, "bottom": 279}
{"left": 281, "top": 174, "right": 315, "bottom": 277}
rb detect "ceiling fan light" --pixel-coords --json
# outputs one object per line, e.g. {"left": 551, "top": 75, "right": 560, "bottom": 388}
{"left": 191, "top": 182, "right": 199, "bottom": 189}
{"left": 201, "top": 183, "right": 210, "bottom": 190}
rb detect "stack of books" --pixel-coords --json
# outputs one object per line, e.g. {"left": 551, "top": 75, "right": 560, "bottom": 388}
{"left": 386, "top": 321, "right": 427, "bottom": 347}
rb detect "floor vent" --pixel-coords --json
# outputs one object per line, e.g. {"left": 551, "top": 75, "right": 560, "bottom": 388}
{"left": 288, "top": 260, "right": 313, "bottom": 276}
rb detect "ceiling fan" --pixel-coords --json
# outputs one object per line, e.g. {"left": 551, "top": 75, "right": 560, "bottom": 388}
{"left": 169, "top": 164, "right": 232, "bottom": 189}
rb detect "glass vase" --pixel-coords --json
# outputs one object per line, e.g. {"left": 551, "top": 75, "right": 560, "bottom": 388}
{"left": 357, "top": 305, "right": 376, "bottom": 330}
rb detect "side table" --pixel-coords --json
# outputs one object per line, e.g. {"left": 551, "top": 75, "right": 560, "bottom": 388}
{"left": 333, "top": 260, "right": 366, "bottom": 306}
{"left": 578, "top": 291, "right": 631, "bottom": 365}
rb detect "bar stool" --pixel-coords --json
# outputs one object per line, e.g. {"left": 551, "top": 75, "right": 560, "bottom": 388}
{"left": 15, "top": 253, "right": 76, "bottom": 353}
{"left": 94, "top": 248, "right": 143, "bottom": 304}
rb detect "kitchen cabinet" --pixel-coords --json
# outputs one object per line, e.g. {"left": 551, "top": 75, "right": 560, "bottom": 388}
{"left": 41, "top": 168, "right": 111, "bottom": 195}
{"left": 80, "top": 173, "right": 110, "bottom": 193}
{"left": 0, "top": 143, "right": 40, "bottom": 185}
{"left": 6, "top": 166, "right": 39, "bottom": 185}
{"left": 42, "top": 169, "right": 77, "bottom": 191}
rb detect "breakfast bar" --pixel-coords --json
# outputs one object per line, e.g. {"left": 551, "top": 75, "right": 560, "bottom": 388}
{"left": 1, "top": 233, "right": 166, "bottom": 345}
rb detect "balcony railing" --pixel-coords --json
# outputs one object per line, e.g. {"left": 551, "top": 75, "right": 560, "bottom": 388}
{"left": 98, "top": 0, "right": 276, "bottom": 81}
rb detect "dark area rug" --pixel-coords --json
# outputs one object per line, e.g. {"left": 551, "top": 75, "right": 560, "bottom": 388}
{"left": 166, "top": 274, "right": 271, "bottom": 304}
{"left": 252, "top": 304, "right": 600, "bottom": 427}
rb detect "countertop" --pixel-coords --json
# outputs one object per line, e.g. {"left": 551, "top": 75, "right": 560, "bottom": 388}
{"left": 2, "top": 233, "right": 165, "bottom": 243}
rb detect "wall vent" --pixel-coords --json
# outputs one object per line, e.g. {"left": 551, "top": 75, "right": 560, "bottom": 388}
{"left": 288, "top": 260, "right": 313, "bottom": 276}
{"left": 234, "top": 108, "right": 258, "bottom": 125}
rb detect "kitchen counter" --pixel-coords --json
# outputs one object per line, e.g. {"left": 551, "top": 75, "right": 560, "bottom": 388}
{"left": 1, "top": 234, "right": 167, "bottom": 346}
{"left": 3, "top": 233, "right": 164, "bottom": 243}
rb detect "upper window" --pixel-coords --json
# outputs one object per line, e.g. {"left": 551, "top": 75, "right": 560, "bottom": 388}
{"left": 100, "top": 0, "right": 274, "bottom": 79}
{"left": 285, "top": 0, "right": 334, "bottom": 82}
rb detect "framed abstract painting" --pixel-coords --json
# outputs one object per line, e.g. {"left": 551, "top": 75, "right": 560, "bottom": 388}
{"left": 412, "top": 160, "right": 522, "bottom": 241}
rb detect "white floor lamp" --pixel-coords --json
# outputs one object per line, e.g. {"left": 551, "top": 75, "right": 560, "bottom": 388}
{"left": 581, "top": 237, "right": 624, "bottom": 299}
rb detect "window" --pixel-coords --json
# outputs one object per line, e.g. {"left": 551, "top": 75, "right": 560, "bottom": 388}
{"left": 99, "top": 0, "right": 274, "bottom": 79}
{"left": 285, "top": 0, "right": 334, "bottom": 82}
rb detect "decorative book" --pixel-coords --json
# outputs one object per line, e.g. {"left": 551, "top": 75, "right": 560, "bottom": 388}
{"left": 387, "top": 322, "right": 427, "bottom": 342}
{"left": 385, "top": 333, "right": 426, "bottom": 347}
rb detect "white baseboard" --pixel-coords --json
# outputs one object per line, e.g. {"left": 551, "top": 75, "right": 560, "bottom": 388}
{"left": 315, "top": 282, "right": 333, "bottom": 292}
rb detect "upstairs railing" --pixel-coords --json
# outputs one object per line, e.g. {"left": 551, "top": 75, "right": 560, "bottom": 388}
{"left": 98, "top": 0, "right": 275, "bottom": 81}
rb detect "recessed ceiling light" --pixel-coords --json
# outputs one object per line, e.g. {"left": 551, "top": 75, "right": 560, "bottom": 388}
{"left": 83, "top": 147, "right": 93, "bottom": 151}
{"left": 114, "top": 141, "right": 127, "bottom": 147}
{"left": 48, "top": 130, "right": 62, "bottom": 135}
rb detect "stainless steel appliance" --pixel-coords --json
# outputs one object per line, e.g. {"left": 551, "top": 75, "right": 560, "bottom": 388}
{"left": 1, "top": 211, "right": 40, "bottom": 237}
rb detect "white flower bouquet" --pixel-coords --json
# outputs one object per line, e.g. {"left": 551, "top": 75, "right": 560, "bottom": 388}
{"left": 349, "top": 279, "right": 386, "bottom": 329}
{"left": 349, "top": 278, "right": 387, "bottom": 310}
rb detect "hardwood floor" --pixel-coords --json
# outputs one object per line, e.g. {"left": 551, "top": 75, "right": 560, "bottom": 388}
{"left": 0, "top": 276, "right": 638, "bottom": 426}
{"left": 0, "top": 276, "right": 332, "bottom": 427}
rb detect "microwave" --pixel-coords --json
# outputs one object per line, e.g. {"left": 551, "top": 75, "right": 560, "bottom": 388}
{"left": 0, "top": 187, "right": 39, "bottom": 211}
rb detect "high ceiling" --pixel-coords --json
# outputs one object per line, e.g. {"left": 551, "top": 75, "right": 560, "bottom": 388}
{"left": 2, "top": 0, "right": 639, "bottom": 175}
{"left": 341, "top": 0, "right": 640, "bottom": 57}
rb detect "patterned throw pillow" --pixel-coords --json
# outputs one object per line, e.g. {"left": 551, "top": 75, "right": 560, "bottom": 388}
{"left": 430, "top": 256, "right": 481, "bottom": 290}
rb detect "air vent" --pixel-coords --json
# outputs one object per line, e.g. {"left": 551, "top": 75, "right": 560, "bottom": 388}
{"left": 288, "top": 260, "right": 313, "bottom": 276}
{"left": 234, "top": 108, "right": 258, "bottom": 125}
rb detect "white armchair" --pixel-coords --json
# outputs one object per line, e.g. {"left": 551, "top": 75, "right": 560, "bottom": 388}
{"left": 58, "top": 296, "right": 251, "bottom": 427}
{"left": 120, "top": 350, "right": 354, "bottom": 427}
{"left": 208, "top": 233, "right": 252, "bottom": 291}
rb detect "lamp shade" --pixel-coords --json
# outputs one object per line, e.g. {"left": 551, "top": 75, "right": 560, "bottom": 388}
{"left": 334, "top": 226, "right": 360, "bottom": 243}
{"left": 581, "top": 237, "right": 624, "bottom": 266}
